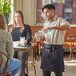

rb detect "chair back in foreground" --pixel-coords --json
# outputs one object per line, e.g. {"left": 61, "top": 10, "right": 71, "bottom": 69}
{"left": 0, "top": 51, "right": 13, "bottom": 76}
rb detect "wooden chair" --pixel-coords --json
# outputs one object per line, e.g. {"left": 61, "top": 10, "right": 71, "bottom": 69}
{"left": 63, "top": 27, "right": 76, "bottom": 60}
{"left": 0, "top": 51, "right": 13, "bottom": 76}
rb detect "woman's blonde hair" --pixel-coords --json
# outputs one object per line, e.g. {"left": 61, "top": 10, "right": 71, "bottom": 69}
{"left": 0, "top": 13, "right": 7, "bottom": 30}
{"left": 9, "top": 10, "right": 24, "bottom": 32}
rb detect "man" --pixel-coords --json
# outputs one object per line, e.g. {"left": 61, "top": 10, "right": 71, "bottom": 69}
{"left": 40, "top": 4, "right": 70, "bottom": 76}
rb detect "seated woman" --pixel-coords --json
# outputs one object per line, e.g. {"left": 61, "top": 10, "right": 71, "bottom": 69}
{"left": 9, "top": 10, "right": 32, "bottom": 76}
{"left": 0, "top": 13, "right": 21, "bottom": 76}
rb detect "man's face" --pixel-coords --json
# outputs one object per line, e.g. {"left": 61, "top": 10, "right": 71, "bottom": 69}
{"left": 43, "top": 8, "right": 55, "bottom": 20}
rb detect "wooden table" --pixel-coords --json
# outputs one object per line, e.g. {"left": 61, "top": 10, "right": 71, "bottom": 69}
{"left": 13, "top": 43, "right": 37, "bottom": 76}
{"left": 67, "top": 35, "right": 76, "bottom": 60}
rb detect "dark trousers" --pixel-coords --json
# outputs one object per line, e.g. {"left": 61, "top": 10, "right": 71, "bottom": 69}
{"left": 18, "top": 51, "right": 28, "bottom": 76}
{"left": 43, "top": 70, "right": 62, "bottom": 76}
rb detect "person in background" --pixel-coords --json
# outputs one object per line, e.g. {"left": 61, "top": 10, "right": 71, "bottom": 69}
{"left": 0, "top": 13, "right": 21, "bottom": 76}
{"left": 40, "top": 4, "right": 70, "bottom": 76}
{"left": 9, "top": 10, "right": 31, "bottom": 76}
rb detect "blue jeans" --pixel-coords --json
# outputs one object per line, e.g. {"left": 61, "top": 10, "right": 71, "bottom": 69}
{"left": 0, "top": 58, "right": 21, "bottom": 76}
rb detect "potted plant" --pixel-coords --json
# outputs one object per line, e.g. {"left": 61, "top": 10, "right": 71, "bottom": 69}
{"left": 0, "top": 0, "right": 12, "bottom": 25}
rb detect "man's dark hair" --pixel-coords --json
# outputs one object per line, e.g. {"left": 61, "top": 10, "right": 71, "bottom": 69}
{"left": 42, "top": 4, "right": 55, "bottom": 12}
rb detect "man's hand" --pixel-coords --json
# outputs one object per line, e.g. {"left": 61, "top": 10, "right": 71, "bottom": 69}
{"left": 43, "top": 27, "right": 48, "bottom": 33}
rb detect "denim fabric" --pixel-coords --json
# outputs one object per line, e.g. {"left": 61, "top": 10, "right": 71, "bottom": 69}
{"left": 0, "top": 58, "right": 21, "bottom": 76}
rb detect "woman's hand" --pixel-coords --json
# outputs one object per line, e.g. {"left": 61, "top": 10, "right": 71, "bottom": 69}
{"left": 25, "top": 40, "right": 27, "bottom": 44}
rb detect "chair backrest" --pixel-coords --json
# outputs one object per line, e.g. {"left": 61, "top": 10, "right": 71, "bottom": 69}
{"left": 0, "top": 51, "right": 9, "bottom": 75}
{"left": 64, "top": 26, "right": 76, "bottom": 42}
{"left": 30, "top": 26, "right": 43, "bottom": 36}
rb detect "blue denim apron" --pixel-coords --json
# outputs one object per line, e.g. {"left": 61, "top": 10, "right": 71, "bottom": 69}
{"left": 41, "top": 44, "right": 64, "bottom": 72}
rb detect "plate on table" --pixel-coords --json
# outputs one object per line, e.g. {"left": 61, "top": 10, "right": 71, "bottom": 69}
{"left": 13, "top": 41, "right": 21, "bottom": 47}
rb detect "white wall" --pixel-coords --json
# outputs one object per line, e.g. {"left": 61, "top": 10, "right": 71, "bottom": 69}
{"left": 14, "top": 0, "right": 36, "bottom": 25}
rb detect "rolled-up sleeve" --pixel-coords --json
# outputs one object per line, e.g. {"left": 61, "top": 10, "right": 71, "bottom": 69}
{"left": 60, "top": 18, "right": 70, "bottom": 26}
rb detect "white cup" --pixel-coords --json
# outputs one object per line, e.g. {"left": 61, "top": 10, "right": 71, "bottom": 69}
{"left": 20, "top": 37, "right": 25, "bottom": 46}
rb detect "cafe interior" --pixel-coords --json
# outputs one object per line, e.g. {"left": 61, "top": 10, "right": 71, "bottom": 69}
{"left": 0, "top": 0, "right": 76, "bottom": 76}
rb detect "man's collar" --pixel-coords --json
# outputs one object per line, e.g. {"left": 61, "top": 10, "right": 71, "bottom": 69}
{"left": 48, "top": 15, "right": 58, "bottom": 22}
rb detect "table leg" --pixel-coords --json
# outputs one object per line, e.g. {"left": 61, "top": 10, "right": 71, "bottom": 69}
{"left": 69, "top": 44, "right": 74, "bottom": 60}
{"left": 69, "top": 46, "right": 72, "bottom": 60}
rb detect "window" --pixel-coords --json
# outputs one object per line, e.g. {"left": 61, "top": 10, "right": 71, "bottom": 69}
{"left": 9, "top": 0, "right": 14, "bottom": 25}
{"left": 0, "top": 0, "right": 14, "bottom": 25}
{"left": 64, "top": 0, "right": 73, "bottom": 23}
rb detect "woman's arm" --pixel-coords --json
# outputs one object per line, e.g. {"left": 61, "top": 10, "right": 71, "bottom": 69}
{"left": 25, "top": 25, "right": 32, "bottom": 43}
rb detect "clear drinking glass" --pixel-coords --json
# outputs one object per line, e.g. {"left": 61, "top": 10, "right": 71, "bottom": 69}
{"left": 47, "top": 30, "right": 52, "bottom": 35}
{"left": 35, "top": 32, "right": 41, "bottom": 42}
{"left": 20, "top": 37, "right": 25, "bottom": 46}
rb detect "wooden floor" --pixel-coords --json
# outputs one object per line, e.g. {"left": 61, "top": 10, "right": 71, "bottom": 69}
{"left": 16, "top": 52, "right": 76, "bottom": 76}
